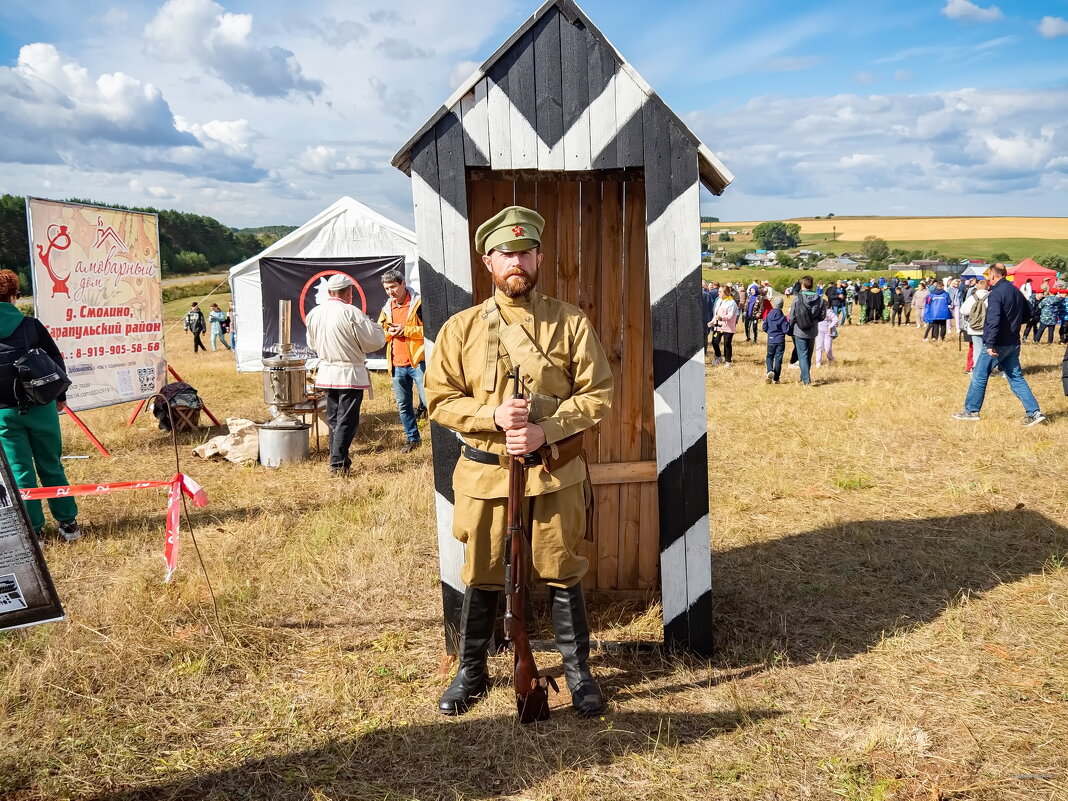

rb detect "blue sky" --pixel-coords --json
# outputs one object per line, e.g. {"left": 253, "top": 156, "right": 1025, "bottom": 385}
{"left": 0, "top": 0, "right": 1065, "bottom": 227}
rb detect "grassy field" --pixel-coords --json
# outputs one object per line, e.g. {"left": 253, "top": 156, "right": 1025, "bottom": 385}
{"left": 2, "top": 291, "right": 1067, "bottom": 800}
{"left": 708, "top": 217, "right": 1068, "bottom": 240}
{"left": 705, "top": 217, "right": 1068, "bottom": 262}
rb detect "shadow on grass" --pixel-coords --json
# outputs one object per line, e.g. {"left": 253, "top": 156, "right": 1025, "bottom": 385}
{"left": 712, "top": 508, "right": 1068, "bottom": 665}
{"left": 82, "top": 709, "right": 780, "bottom": 801}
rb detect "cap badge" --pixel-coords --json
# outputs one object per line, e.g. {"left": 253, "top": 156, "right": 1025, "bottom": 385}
{"left": 512, "top": 225, "right": 525, "bottom": 237}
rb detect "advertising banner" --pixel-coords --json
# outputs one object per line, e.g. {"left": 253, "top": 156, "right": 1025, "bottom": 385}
{"left": 25, "top": 198, "right": 166, "bottom": 412}
{"left": 259, "top": 256, "right": 399, "bottom": 359}
{"left": 0, "top": 446, "right": 64, "bottom": 632}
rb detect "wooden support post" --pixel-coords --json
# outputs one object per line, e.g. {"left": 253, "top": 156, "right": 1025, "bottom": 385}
{"left": 62, "top": 406, "right": 110, "bottom": 458}
{"left": 126, "top": 398, "right": 147, "bottom": 427}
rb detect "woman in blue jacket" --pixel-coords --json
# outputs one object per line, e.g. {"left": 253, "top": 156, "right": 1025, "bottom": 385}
{"left": 923, "top": 281, "right": 952, "bottom": 341}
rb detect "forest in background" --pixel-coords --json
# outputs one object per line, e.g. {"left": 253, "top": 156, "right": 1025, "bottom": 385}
{"left": 0, "top": 194, "right": 297, "bottom": 291}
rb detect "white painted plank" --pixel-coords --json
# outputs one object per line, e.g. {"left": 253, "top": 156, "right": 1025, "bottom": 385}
{"left": 436, "top": 492, "right": 465, "bottom": 593}
{"left": 486, "top": 75, "right": 512, "bottom": 170}
{"left": 684, "top": 515, "right": 712, "bottom": 606}
{"left": 460, "top": 80, "right": 490, "bottom": 164}
{"left": 588, "top": 73, "right": 618, "bottom": 165}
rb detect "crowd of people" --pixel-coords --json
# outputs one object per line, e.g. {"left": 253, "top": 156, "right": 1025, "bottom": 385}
{"left": 703, "top": 266, "right": 1059, "bottom": 425}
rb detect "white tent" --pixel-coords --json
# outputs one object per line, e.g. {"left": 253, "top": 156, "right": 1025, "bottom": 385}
{"left": 228, "top": 196, "right": 419, "bottom": 372}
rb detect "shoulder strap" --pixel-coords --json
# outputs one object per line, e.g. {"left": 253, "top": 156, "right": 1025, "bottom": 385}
{"left": 480, "top": 298, "right": 501, "bottom": 393}
{"left": 497, "top": 319, "right": 572, "bottom": 400}
{"left": 21, "top": 317, "right": 37, "bottom": 350}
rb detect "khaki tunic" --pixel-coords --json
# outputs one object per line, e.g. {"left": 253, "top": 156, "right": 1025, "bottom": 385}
{"left": 426, "top": 289, "right": 613, "bottom": 588}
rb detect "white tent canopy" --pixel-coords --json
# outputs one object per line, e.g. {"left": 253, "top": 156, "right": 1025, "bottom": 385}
{"left": 228, "top": 196, "right": 419, "bottom": 372}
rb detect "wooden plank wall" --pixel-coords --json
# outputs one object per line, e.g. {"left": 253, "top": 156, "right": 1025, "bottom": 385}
{"left": 465, "top": 174, "right": 657, "bottom": 591}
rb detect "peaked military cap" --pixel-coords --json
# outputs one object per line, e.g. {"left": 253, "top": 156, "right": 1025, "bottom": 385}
{"left": 475, "top": 206, "right": 544, "bottom": 255}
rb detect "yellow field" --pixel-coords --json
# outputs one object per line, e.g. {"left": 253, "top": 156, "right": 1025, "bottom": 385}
{"left": 711, "top": 216, "right": 1068, "bottom": 241}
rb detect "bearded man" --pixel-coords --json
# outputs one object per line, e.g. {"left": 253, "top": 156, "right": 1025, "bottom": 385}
{"left": 424, "top": 205, "right": 613, "bottom": 718}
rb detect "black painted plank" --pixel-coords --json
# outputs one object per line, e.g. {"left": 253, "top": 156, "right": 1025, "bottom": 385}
{"left": 616, "top": 95, "right": 645, "bottom": 168}
{"left": 506, "top": 31, "right": 537, "bottom": 135}
{"left": 685, "top": 589, "right": 714, "bottom": 656}
{"left": 441, "top": 581, "right": 464, "bottom": 654}
{"left": 533, "top": 7, "right": 564, "bottom": 149}
{"left": 433, "top": 114, "right": 472, "bottom": 317}
{"left": 589, "top": 28, "right": 619, "bottom": 170}
{"left": 559, "top": 12, "right": 589, "bottom": 134}
{"left": 411, "top": 129, "right": 439, "bottom": 197}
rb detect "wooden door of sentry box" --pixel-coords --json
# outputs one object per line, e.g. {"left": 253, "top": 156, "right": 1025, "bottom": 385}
{"left": 466, "top": 169, "right": 659, "bottom": 593}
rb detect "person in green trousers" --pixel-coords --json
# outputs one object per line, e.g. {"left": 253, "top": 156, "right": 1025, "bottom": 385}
{"left": 0, "top": 270, "right": 80, "bottom": 541}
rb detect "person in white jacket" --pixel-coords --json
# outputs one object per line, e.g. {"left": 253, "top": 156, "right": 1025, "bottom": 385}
{"left": 959, "top": 279, "right": 989, "bottom": 374}
{"left": 306, "top": 274, "right": 386, "bottom": 474}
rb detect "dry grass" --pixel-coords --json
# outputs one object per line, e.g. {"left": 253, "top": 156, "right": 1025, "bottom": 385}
{"left": 711, "top": 217, "right": 1068, "bottom": 241}
{"left": 1, "top": 298, "right": 1066, "bottom": 800}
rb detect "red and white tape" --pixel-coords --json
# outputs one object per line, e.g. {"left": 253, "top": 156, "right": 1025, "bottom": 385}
{"left": 20, "top": 474, "right": 209, "bottom": 582}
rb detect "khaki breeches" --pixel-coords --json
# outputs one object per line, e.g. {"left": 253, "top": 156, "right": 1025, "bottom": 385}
{"left": 453, "top": 481, "right": 590, "bottom": 590}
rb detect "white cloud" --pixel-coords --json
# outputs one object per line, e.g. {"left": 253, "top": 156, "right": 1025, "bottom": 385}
{"left": 855, "top": 71, "right": 876, "bottom": 84}
{"left": 689, "top": 88, "right": 1068, "bottom": 202}
{"left": 367, "top": 75, "right": 421, "bottom": 121}
{"left": 296, "top": 145, "right": 377, "bottom": 175}
{"left": 449, "top": 60, "right": 480, "bottom": 90}
{"left": 941, "top": 0, "right": 1003, "bottom": 23}
{"left": 0, "top": 44, "right": 268, "bottom": 183}
{"left": 175, "top": 117, "right": 256, "bottom": 156}
{"left": 895, "top": 69, "right": 913, "bottom": 81}
{"left": 143, "top": 0, "right": 323, "bottom": 99}
{"left": 1038, "top": 16, "right": 1068, "bottom": 38}
{"left": 128, "top": 179, "right": 175, "bottom": 200}
{"left": 374, "top": 38, "right": 434, "bottom": 60}
{"left": 0, "top": 42, "right": 195, "bottom": 165}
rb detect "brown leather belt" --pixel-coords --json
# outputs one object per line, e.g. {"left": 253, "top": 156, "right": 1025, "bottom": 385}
{"left": 463, "top": 444, "right": 541, "bottom": 467}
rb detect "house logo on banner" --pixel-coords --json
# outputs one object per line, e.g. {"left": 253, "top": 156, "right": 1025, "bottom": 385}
{"left": 25, "top": 198, "right": 167, "bottom": 413}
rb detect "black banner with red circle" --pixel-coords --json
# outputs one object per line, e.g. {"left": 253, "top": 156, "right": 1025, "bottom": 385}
{"left": 259, "top": 256, "right": 402, "bottom": 359}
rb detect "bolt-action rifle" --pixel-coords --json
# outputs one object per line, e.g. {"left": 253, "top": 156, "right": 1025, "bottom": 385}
{"left": 504, "top": 368, "right": 558, "bottom": 723}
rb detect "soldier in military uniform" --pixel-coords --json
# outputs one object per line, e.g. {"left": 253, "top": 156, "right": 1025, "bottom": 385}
{"left": 425, "top": 206, "right": 613, "bottom": 717}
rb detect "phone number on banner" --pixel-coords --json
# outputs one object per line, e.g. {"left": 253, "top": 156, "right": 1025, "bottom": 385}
{"left": 65, "top": 342, "right": 163, "bottom": 359}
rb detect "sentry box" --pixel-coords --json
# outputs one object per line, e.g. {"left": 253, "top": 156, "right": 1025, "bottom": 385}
{"left": 393, "top": 0, "right": 733, "bottom": 656}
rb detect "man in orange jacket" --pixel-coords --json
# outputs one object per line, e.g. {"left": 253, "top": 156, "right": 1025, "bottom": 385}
{"left": 377, "top": 269, "right": 425, "bottom": 452}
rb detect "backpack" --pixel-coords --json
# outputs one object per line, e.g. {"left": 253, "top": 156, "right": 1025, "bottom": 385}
{"left": 791, "top": 293, "right": 821, "bottom": 329}
{"left": 0, "top": 319, "right": 71, "bottom": 413}
{"left": 967, "top": 294, "right": 988, "bottom": 332}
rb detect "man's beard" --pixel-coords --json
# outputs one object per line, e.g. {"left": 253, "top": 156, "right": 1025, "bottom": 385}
{"left": 493, "top": 269, "right": 538, "bottom": 298}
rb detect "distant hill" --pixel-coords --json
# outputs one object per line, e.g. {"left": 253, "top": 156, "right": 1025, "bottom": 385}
{"left": 235, "top": 225, "right": 299, "bottom": 246}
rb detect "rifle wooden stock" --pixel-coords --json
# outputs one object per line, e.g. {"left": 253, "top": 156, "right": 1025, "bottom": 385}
{"left": 504, "top": 369, "right": 557, "bottom": 724}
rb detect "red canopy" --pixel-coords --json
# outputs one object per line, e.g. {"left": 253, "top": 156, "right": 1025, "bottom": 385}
{"left": 1009, "top": 258, "right": 1059, "bottom": 289}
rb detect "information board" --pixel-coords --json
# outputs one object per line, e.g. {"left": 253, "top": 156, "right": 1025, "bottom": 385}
{"left": 0, "top": 447, "right": 64, "bottom": 632}
{"left": 25, "top": 198, "right": 167, "bottom": 412}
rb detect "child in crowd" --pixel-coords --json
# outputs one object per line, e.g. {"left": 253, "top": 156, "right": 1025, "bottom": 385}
{"left": 815, "top": 301, "right": 838, "bottom": 367}
{"left": 762, "top": 296, "right": 790, "bottom": 383}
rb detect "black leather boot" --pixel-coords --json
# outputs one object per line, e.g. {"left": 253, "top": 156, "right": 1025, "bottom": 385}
{"left": 550, "top": 584, "right": 605, "bottom": 717}
{"left": 438, "top": 587, "right": 498, "bottom": 715}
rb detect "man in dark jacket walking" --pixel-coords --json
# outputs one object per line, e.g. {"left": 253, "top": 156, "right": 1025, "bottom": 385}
{"left": 789, "top": 275, "right": 824, "bottom": 386}
{"left": 183, "top": 302, "right": 206, "bottom": 353}
{"left": 954, "top": 264, "right": 1046, "bottom": 426}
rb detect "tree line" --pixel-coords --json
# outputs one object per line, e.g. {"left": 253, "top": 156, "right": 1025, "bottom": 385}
{"left": 0, "top": 194, "right": 272, "bottom": 291}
